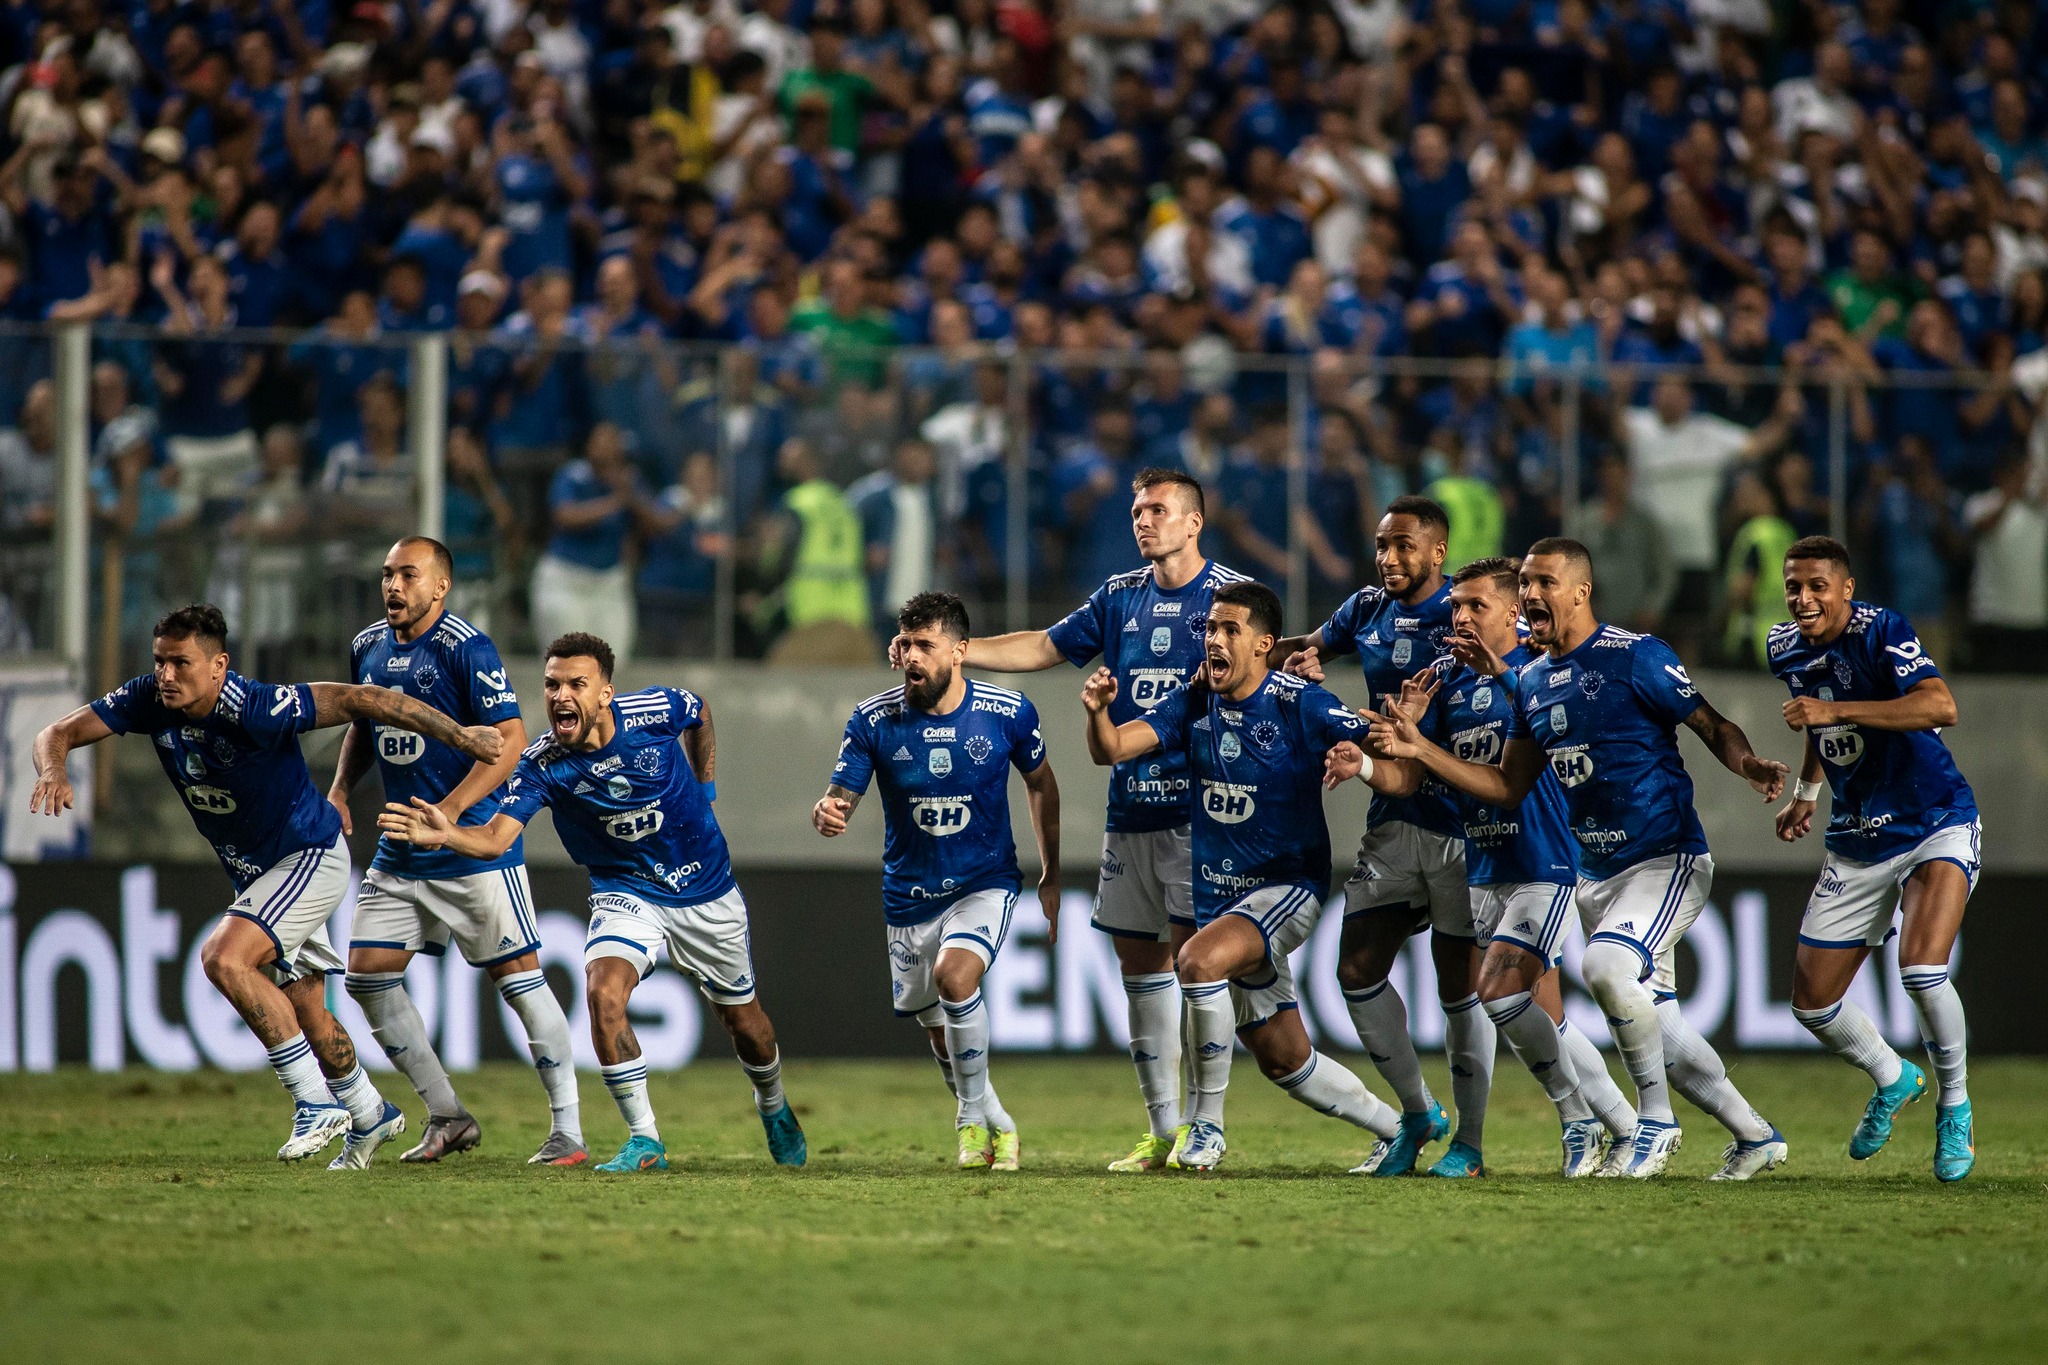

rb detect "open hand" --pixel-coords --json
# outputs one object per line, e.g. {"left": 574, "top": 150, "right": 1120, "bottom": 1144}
{"left": 1324, "top": 739, "right": 1366, "bottom": 789}
{"left": 377, "top": 797, "right": 453, "bottom": 848}
{"left": 1743, "top": 755, "right": 1790, "bottom": 802}
{"left": 29, "top": 765, "right": 73, "bottom": 816}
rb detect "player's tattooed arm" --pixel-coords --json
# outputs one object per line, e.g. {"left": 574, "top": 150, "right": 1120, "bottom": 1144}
{"left": 1782, "top": 676, "right": 1959, "bottom": 733}
{"left": 1776, "top": 732, "right": 1823, "bottom": 842}
{"left": 28, "top": 705, "right": 114, "bottom": 817}
{"left": 1021, "top": 759, "right": 1062, "bottom": 943}
{"left": 436, "top": 718, "right": 527, "bottom": 820}
{"left": 1080, "top": 667, "right": 1164, "bottom": 764}
{"left": 812, "top": 784, "right": 862, "bottom": 836}
{"left": 376, "top": 799, "right": 526, "bottom": 860}
{"left": 1682, "top": 700, "right": 1789, "bottom": 801}
{"left": 682, "top": 702, "right": 715, "bottom": 784}
{"left": 308, "top": 683, "right": 505, "bottom": 764}
{"left": 325, "top": 719, "right": 376, "bottom": 834}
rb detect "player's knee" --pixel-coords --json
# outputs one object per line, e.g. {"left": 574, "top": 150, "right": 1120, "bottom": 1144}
{"left": 933, "top": 956, "right": 982, "bottom": 1002}
{"left": 1174, "top": 940, "right": 1226, "bottom": 984}
{"left": 1333, "top": 951, "right": 1389, "bottom": 994}
{"left": 1580, "top": 940, "right": 1644, "bottom": 1001}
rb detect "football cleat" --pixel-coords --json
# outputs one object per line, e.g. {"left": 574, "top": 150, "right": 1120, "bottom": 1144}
{"left": 528, "top": 1132, "right": 589, "bottom": 1166}
{"left": 1560, "top": 1119, "right": 1607, "bottom": 1179}
{"left": 990, "top": 1128, "right": 1020, "bottom": 1171}
{"left": 328, "top": 1101, "right": 407, "bottom": 1170}
{"left": 1850, "top": 1060, "right": 1927, "bottom": 1160}
{"left": 1593, "top": 1128, "right": 1638, "bottom": 1178}
{"left": 1366, "top": 1101, "right": 1449, "bottom": 1178}
{"left": 1107, "top": 1132, "right": 1176, "bottom": 1173}
{"left": 1934, "top": 1100, "right": 1975, "bottom": 1183}
{"left": 1427, "top": 1139, "right": 1486, "bottom": 1178}
{"left": 760, "top": 1104, "right": 807, "bottom": 1167}
{"left": 595, "top": 1134, "right": 668, "bottom": 1173}
{"left": 1169, "top": 1119, "right": 1226, "bottom": 1171}
{"left": 1710, "top": 1126, "right": 1789, "bottom": 1181}
{"left": 956, "top": 1123, "right": 993, "bottom": 1169}
{"left": 1611, "top": 1118, "right": 1683, "bottom": 1179}
{"left": 400, "top": 1112, "right": 482, "bottom": 1163}
{"left": 277, "top": 1101, "right": 352, "bottom": 1161}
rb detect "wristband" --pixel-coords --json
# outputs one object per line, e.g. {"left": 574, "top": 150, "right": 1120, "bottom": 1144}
{"left": 1793, "top": 778, "right": 1823, "bottom": 802}
{"left": 1358, "top": 753, "right": 1375, "bottom": 784}
{"left": 702, "top": 781, "right": 718, "bottom": 803}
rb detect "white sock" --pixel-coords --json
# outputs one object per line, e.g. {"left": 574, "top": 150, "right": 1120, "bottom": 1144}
{"left": 1901, "top": 965, "right": 1969, "bottom": 1105}
{"left": 1343, "top": 981, "right": 1435, "bottom": 1113}
{"left": 268, "top": 1034, "right": 335, "bottom": 1107}
{"left": 497, "top": 970, "right": 582, "bottom": 1141}
{"left": 327, "top": 1061, "right": 387, "bottom": 1128}
{"left": 1580, "top": 941, "right": 1672, "bottom": 1123}
{"left": 982, "top": 1083, "right": 1015, "bottom": 1134}
{"left": 1562, "top": 1019, "right": 1636, "bottom": 1136}
{"left": 1486, "top": 991, "right": 1578, "bottom": 1107}
{"left": 348, "top": 971, "right": 463, "bottom": 1118}
{"left": 601, "top": 1059, "right": 658, "bottom": 1139}
{"left": 1656, "top": 998, "right": 1771, "bottom": 1141}
{"left": 1442, "top": 992, "right": 1495, "bottom": 1149}
{"left": 741, "top": 1048, "right": 787, "bottom": 1114}
{"left": 1124, "top": 972, "right": 1183, "bottom": 1139}
{"left": 941, "top": 991, "right": 992, "bottom": 1128}
{"left": 1183, "top": 980, "right": 1235, "bottom": 1127}
{"left": 1276, "top": 1051, "right": 1400, "bottom": 1137}
{"left": 1792, "top": 998, "right": 1904, "bottom": 1088}
{"left": 929, "top": 1037, "right": 957, "bottom": 1096}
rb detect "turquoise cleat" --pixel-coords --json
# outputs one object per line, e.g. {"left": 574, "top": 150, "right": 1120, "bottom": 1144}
{"left": 1369, "top": 1101, "right": 1450, "bottom": 1177}
{"left": 1427, "top": 1139, "right": 1486, "bottom": 1178}
{"left": 595, "top": 1134, "right": 669, "bottom": 1173}
{"left": 760, "top": 1103, "right": 807, "bottom": 1166}
{"left": 1849, "top": 1059, "right": 1927, "bottom": 1160}
{"left": 1933, "top": 1100, "right": 1975, "bottom": 1183}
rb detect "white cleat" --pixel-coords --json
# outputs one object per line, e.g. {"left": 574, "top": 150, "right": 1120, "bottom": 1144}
{"left": 1349, "top": 1138, "right": 1392, "bottom": 1175}
{"left": 1709, "top": 1126, "right": 1789, "bottom": 1182}
{"left": 1560, "top": 1119, "right": 1607, "bottom": 1179}
{"left": 1170, "top": 1119, "right": 1227, "bottom": 1171}
{"left": 278, "top": 1101, "right": 353, "bottom": 1161}
{"left": 1611, "top": 1119, "right": 1683, "bottom": 1179}
{"left": 328, "top": 1102, "right": 408, "bottom": 1170}
{"left": 1592, "top": 1128, "right": 1638, "bottom": 1178}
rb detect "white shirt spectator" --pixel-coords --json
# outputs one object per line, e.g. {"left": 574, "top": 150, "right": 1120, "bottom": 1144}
{"left": 1142, "top": 215, "right": 1254, "bottom": 300}
{"left": 1771, "top": 74, "right": 1858, "bottom": 145}
{"left": 741, "top": 9, "right": 812, "bottom": 89}
{"left": 1965, "top": 483, "right": 2048, "bottom": 629}
{"left": 1293, "top": 139, "right": 1393, "bottom": 276}
{"left": 1623, "top": 406, "right": 1751, "bottom": 571}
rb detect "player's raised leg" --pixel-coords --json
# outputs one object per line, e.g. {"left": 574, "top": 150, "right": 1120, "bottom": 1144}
{"left": 585, "top": 956, "right": 668, "bottom": 1172}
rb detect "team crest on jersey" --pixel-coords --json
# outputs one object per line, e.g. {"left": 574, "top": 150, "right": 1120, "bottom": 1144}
{"left": 211, "top": 736, "right": 236, "bottom": 766}
{"left": 1833, "top": 656, "right": 1853, "bottom": 688}
{"left": 965, "top": 735, "right": 994, "bottom": 764}
{"left": 1150, "top": 626, "right": 1173, "bottom": 656}
{"left": 1429, "top": 626, "right": 1452, "bottom": 653}
{"left": 1578, "top": 671, "right": 1605, "bottom": 698}
{"left": 1250, "top": 720, "right": 1281, "bottom": 750}
{"left": 414, "top": 663, "right": 439, "bottom": 691}
{"left": 928, "top": 748, "right": 953, "bottom": 777}
{"left": 606, "top": 774, "right": 633, "bottom": 799}
{"left": 1550, "top": 704, "right": 1568, "bottom": 735}
{"left": 1391, "top": 638, "right": 1413, "bottom": 666}
{"left": 634, "top": 749, "right": 661, "bottom": 775}
{"left": 183, "top": 751, "right": 206, "bottom": 780}
{"left": 1219, "top": 731, "right": 1242, "bottom": 760}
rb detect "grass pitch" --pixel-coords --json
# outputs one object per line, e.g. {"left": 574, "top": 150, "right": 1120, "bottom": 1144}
{"left": 3, "top": 1054, "right": 2045, "bottom": 1364}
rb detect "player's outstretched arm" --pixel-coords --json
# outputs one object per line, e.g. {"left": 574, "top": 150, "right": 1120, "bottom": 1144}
{"left": 437, "top": 717, "right": 529, "bottom": 820}
{"left": 308, "top": 682, "right": 504, "bottom": 764}
{"left": 376, "top": 798, "right": 525, "bottom": 860}
{"left": 960, "top": 629, "right": 1066, "bottom": 673}
{"left": 682, "top": 701, "right": 715, "bottom": 791}
{"left": 1683, "top": 700, "right": 1789, "bottom": 801}
{"left": 1021, "top": 760, "right": 1062, "bottom": 943}
{"left": 28, "top": 706, "right": 114, "bottom": 816}
{"left": 1080, "top": 667, "right": 1162, "bottom": 765}
{"left": 1371, "top": 698, "right": 1544, "bottom": 808}
{"left": 1265, "top": 626, "right": 1328, "bottom": 680}
{"left": 1324, "top": 738, "right": 1425, "bottom": 796}
{"left": 1776, "top": 733, "right": 1823, "bottom": 842}
{"left": 325, "top": 719, "right": 377, "bottom": 835}
{"left": 1782, "top": 676, "right": 1959, "bottom": 734}
{"left": 812, "top": 784, "right": 862, "bottom": 836}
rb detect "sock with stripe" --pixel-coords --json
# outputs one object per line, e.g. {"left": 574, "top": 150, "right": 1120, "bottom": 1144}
{"left": 327, "top": 1061, "right": 387, "bottom": 1129}
{"left": 1276, "top": 1051, "right": 1400, "bottom": 1138}
{"left": 1123, "top": 972, "right": 1183, "bottom": 1139}
{"left": 268, "top": 1034, "right": 335, "bottom": 1107}
{"left": 940, "top": 991, "right": 992, "bottom": 1128}
{"left": 1561, "top": 1019, "right": 1636, "bottom": 1136}
{"left": 347, "top": 971, "right": 464, "bottom": 1119}
{"left": 740, "top": 1048, "right": 786, "bottom": 1114}
{"left": 1485, "top": 991, "right": 1578, "bottom": 1108}
{"left": 1182, "top": 979, "right": 1235, "bottom": 1127}
{"left": 1442, "top": 992, "right": 1495, "bottom": 1149}
{"left": 601, "top": 1059, "right": 659, "bottom": 1139}
{"left": 1342, "top": 980, "right": 1435, "bottom": 1113}
{"left": 1656, "top": 998, "right": 1771, "bottom": 1141}
{"left": 1901, "top": 964, "right": 1969, "bottom": 1105}
{"left": 1792, "top": 998, "right": 1904, "bottom": 1088}
{"left": 1580, "top": 941, "right": 1673, "bottom": 1123}
{"left": 496, "top": 970, "right": 582, "bottom": 1142}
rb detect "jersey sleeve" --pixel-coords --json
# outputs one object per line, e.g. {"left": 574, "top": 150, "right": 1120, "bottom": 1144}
{"left": 1630, "top": 638, "right": 1704, "bottom": 729}
{"left": 238, "top": 681, "right": 320, "bottom": 747}
{"left": 667, "top": 687, "right": 706, "bottom": 730}
{"left": 831, "top": 711, "right": 876, "bottom": 796}
{"left": 1502, "top": 666, "right": 1533, "bottom": 738}
{"left": 1138, "top": 684, "right": 1190, "bottom": 754}
{"left": 497, "top": 753, "right": 550, "bottom": 824}
{"left": 1867, "top": 608, "right": 1943, "bottom": 692}
{"left": 88, "top": 676, "right": 156, "bottom": 735}
{"left": 1009, "top": 696, "right": 1047, "bottom": 774}
{"left": 1316, "top": 590, "right": 1365, "bottom": 658}
{"left": 462, "top": 635, "right": 521, "bottom": 724}
{"left": 1302, "top": 684, "right": 1371, "bottom": 751}
{"left": 1044, "top": 582, "right": 1110, "bottom": 667}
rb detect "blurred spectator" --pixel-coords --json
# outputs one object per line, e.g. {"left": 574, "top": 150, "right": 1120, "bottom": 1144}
{"left": 213, "top": 426, "right": 311, "bottom": 680}
{"left": 792, "top": 257, "right": 898, "bottom": 390}
{"left": 533, "top": 423, "right": 665, "bottom": 667}
{"left": 1719, "top": 471, "right": 1797, "bottom": 667}
{"left": 1053, "top": 406, "right": 1146, "bottom": 597}
{"left": 443, "top": 426, "right": 520, "bottom": 633}
{"left": 639, "top": 450, "right": 731, "bottom": 659}
{"left": 495, "top": 269, "right": 583, "bottom": 539}
{"left": 0, "top": 378, "right": 57, "bottom": 644}
{"left": 1963, "top": 454, "right": 2048, "bottom": 672}
{"left": 1858, "top": 436, "right": 1966, "bottom": 664}
{"left": 153, "top": 254, "right": 260, "bottom": 514}
{"left": 89, "top": 362, "right": 180, "bottom": 660}
{"left": 321, "top": 373, "right": 418, "bottom": 544}
{"left": 1425, "top": 436, "right": 1505, "bottom": 572}
{"left": 1579, "top": 454, "right": 1677, "bottom": 636}
{"left": 751, "top": 436, "right": 872, "bottom": 660}
{"left": 854, "top": 437, "right": 941, "bottom": 637}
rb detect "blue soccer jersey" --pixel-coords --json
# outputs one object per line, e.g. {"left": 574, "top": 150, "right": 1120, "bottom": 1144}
{"left": 91, "top": 672, "right": 341, "bottom": 890}
{"left": 1317, "top": 580, "right": 1464, "bottom": 838}
{"left": 1044, "top": 559, "right": 1251, "bottom": 834}
{"left": 1419, "top": 647, "right": 1577, "bottom": 888}
{"left": 1141, "top": 671, "right": 1370, "bottom": 924}
{"left": 498, "top": 688, "right": 734, "bottom": 908}
{"left": 1765, "top": 604, "right": 1978, "bottom": 862}
{"left": 351, "top": 613, "right": 525, "bottom": 880}
{"left": 831, "top": 679, "right": 1045, "bottom": 926}
{"left": 1510, "top": 625, "right": 1710, "bottom": 880}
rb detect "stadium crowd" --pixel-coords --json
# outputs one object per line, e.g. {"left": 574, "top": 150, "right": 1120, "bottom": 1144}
{"left": 1, "top": 0, "right": 2048, "bottom": 670}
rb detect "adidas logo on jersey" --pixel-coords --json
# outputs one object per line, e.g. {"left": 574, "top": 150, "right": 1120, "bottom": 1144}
{"left": 1123, "top": 618, "right": 1139, "bottom": 632}
{"left": 574, "top": 780, "right": 595, "bottom": 794}
{"left": 892, "top": 746, "right": 913, "bottom": 761}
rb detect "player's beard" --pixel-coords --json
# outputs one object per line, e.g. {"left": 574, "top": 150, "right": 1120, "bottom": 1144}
{"left": 904, "top": 662, "right": 952, "bottom": 712}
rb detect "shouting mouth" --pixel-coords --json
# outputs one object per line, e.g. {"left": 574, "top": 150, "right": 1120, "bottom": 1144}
{"left": 550, "top": 703, "right": 581, "bottom": 739}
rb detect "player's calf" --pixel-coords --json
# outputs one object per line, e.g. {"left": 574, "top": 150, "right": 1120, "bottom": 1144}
{"left": 710, "top": 1000, "right": 806, "bottom": 1167}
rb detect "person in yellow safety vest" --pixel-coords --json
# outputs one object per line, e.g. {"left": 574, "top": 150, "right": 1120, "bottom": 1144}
{"left": 1423, "top": 438, "right": 1504, "bottom": 572}
{"left": 1721, "top": 470, "right": 1797, "bottom": 666}
{"left": 757, "top": 437, "right": 869, "bottom": 632}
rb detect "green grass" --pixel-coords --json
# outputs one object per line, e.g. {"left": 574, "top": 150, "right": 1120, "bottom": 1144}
{"left": 2, "top": 1055, "right": 2045, "bottom": 1364}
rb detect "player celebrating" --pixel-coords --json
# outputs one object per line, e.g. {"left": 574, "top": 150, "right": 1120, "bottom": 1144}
{"left": 1266, "top": 497, "right": 1489, "bottom": 1175}
{"left": 1768, "top": 537, "right": 1979, "bottom": 1182}
{"left": 1371, "top": 540, "right": 1792, "bottom": 1179}
{"left": 378, "top": 633, "right": 805, "bottom": 1175}
{"left": 330, "top": 537, "right": 585, "bottom": 1167}
{"left": 30, "top": 604, "right": 504, "bottom": 1166}
{"left": 1084, "top": 581, "right": 1408, "bottom": 1170}
{"left": 813, "top": 593, "right": 1061, "bottom": 1171}
{"left": 948, "top": 468, "right": 1247, "bottom": 1172}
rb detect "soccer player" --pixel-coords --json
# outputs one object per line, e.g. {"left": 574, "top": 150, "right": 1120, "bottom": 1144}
{"left": 1370, "top": 539, "right": 1793, "bottom": 1179}
{"left": 329, "top": 537, "right": 585, "bottom": 1166}
{"left": 29, "top": 604, "right": 504, "bottom": 1166}
{"left": 1769, "top": 537, "right": 1979, "bottom": 1182}
{"left": 813, "top": 592, "right": 1061, "bottom": 1171}
{"left": 378, "top": 632, "right": 805, "bottom": 1175}
{"left": 945, "top": 467, "right": 1248, "bottom": 1172}
{"left": 1265, "top": 496, "right": 1488, "bottom": 1177}
{"left": 1084, "top": 580, "right": 1408, "bottom": 1172}
{"left": 1366, "top": 558, "right": 1639, "bottom": 1176}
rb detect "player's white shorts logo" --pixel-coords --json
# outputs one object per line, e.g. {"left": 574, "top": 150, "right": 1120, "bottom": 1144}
{"left": 912, "top": 795, "right": 972, "bottom": 835}
{"left": 1815, "top": 724, "right": 1863, "bottom": 767}
{"left": 377, "top": 726, "right": 425, "bottom": 765}
{"left": 1549, "top": 746, "right": 1594, "bottom": 787}
{"left": 1201, "top": 781, "right": 1257, "bottom": 824}
{"left": 1127, "top": 668, "right": 1181, "bottom": 709}
{"left": 605, "top": 803, "right": 664, "bottom": 842}
{"left": 184, "top": 784, "right": 236, "bottom": 814}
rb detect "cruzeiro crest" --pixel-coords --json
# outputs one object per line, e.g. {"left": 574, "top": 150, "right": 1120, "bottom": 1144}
{"left": 414, "top": 662, "right": 439, "bottom": 692}
{"left": 1250, "top": 720, "right": 1281, "bottom": 751}
{"left": 964, "top": 735, "right": 994, "bottom": 764}
{"left": 928, "top": 747, "right": 953, "bottom": 777}
{"left": 634, "top": 747, "right": 661, "bottom": 774}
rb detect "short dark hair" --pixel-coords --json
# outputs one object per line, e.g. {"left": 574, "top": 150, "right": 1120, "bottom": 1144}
{"left": 1785, "top": 535, "right": 1852, "bottom": 572}
{"left": 546, "top": 632, "right": 615, "bottom": 680}
{"left": 153, "top": 604, "right": 229, "bottom": 654}
{"left": 393, "top": 535, "right": 454, "bottom": 581}
{"left": 1131, "top": 467, "right": 1205, "bottom": 517}
{"left": 898, "top": 591, "right": 970, "bottom": 640}
{"left": 1213, "top": 580, "right": 1283, "bottom": 638}
{"left": 1384, "top": 495, "right": 1450, "bottom": 539}
{"left": 1452, "top": 555, "right": 1521, "bottom": 595}
{"left": 1525, "top": 537, "right": 1594, "bottom": 577}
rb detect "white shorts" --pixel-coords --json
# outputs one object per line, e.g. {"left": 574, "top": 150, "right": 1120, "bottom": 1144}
{"left": 1091, "top": 827, "right": 1194, "bottom": 941}
{"left": 1343, "top": 821, "right": 1475, "bottom": 936}
{"left": 1216, "top": 882, "right": 1323, "bottom": 1031}
{"left": 889, "top": 887, "right": 1017, "bottom": 1027}
{"left": 1801, "top": 821, "right": 1981, "bottom": 950}
{"left": 226, "top": 832, "right": 349, "bottom": 987}
{"left": 1576, "top": 852, "right": 1714, "bottom": 996}
{"left": 584, "top": 886, "right": 758, "bottom": 1005}
{"left": 1473, "top": 881, "right": 1575, "bottom": 968}
{"left": 351, "top": 865, "right": 542, "bottom": 968}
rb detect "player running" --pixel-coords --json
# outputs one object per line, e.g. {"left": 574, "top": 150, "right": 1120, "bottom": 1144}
{"left": 1084, "top": 580, "right": 1407, "bottom": 1172}
{"left": 1265, "top": 496, "right": 1488, "bottom": 1177}
{"left": 30, "top": 604, "right": 504, "bottom": 1167}
{"left": 1768, "top": 537, "right": 1979, "bottom": 1182}
{"left": 944, "top": 467, "right": 1247, "bottom": 1172}
{"left": 1371, "top": 540, "right": 1792, "bottom": 1179}
{"left": 329, "top": 537, "right": 585, "bottom": 1167}
{"left": 814, "top": 593, "right": 1061, "bottom": 1172}
{"left": 378, "top": 632, "right": 806, "bottom": 1175}
{"left": 1365, "top": 558, "right": 1638, "bottom": 1176}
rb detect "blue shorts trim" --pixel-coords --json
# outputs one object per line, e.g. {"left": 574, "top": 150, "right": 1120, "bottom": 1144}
{"left": 473, "top": 940, "right": 543, "bottom": 969}
{"left": 222, "top": 909, "right": 284, "bottom": 965}
{"left": 587, "top": 933, "right": 653, "bottom": 958}
{"left": 942, "top": 931, "right": 999, "bottom": 961}
{"left": 1093, "top": 920, "right": 1165, "bottom": 940}
{"left": 417, "top": 939, "right": 449, "bottom": 958}
{"left": 1797, "top": 931, "right": 1894, "bottom": 950}
{"left": 348, "top": 939, "right": 413, "bottom": 952}
{"left": 1585, "top": 929, "right": 1656, "bottom": 982}
{"left": 1236, "top": 1000, "right": 1300, "bottom": 1034}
